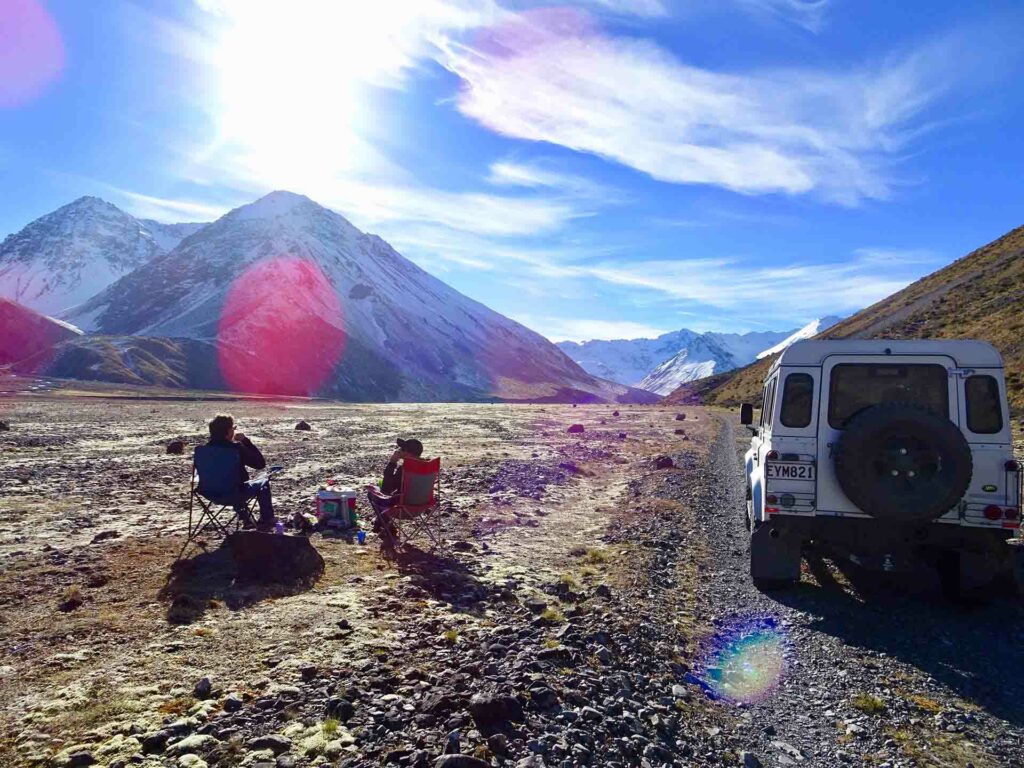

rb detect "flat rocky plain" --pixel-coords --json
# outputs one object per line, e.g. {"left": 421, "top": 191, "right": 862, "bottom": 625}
{"left": 0, "top": 386, "right": 1022, "bottom": 767}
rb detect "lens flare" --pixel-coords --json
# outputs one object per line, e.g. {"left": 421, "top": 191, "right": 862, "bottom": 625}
{"left": 217, "top": 256, "right": 345, "bottom": 396}
{"left": 0, "top": 298, "right": 75, "bottom": 371}
{"left": 688, "top": 616, "right": 787, "bottom": 704}
{"left": 0, "top": 0, "right": 65, "bottom": 108}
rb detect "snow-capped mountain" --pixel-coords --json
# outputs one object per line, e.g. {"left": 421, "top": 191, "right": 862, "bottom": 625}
{"left": 558, "top": 327, "right": 795, "bottom": 395}
{"left": 0, "top": 197, "right": 204, "bottom": 315}
{"left": 559, "top": 319, "right": 843, "bottom": 396}
{"left": 555, "top": 329, "right": 703, "bottom": 386}
{"left": 756, "top": 315, "right": 843, "bottom": 359}
{"left": 66, "top": 191, "right": 647, "bottom": 402}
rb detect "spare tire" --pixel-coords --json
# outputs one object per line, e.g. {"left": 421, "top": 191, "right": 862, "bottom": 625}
{"left": 833, "top": 403, "right": 972, "bottom": 523}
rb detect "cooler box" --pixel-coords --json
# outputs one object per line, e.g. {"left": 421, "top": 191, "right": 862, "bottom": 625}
{"left": 316, "top": 487, "right": 358, "bottom": 528}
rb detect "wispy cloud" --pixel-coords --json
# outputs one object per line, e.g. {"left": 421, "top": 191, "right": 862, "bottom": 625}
{"left": 735, "top": 0, "right": 831, "bottom": 33}
{"left": 440, "top": 7, "right": 959, "bottom": 205}
{"left": 109, "top": 189, "right": 233, "bottom": 221}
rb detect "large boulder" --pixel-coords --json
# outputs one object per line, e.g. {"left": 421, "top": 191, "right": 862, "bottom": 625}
{"left": 468, "top": 692, "right": 524, "bottom": 730}
{"left": 225, "top": 532, "right": 324, "bottom": 584}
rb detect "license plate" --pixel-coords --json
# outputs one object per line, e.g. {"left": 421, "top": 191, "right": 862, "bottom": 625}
{"left": 766, "top": 463, "right": 815, "bottom": 480}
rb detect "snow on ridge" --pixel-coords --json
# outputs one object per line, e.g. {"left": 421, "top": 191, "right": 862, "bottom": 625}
{"left": 756, "top": 315, "right": 843, "bottom": 359}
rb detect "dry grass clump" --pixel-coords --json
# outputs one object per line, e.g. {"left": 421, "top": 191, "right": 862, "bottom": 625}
{"left": 851, "top": 693, "right": 886, "bottom": 715}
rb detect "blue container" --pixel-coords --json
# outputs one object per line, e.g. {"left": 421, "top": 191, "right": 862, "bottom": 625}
{"left": 357, "top": 530, "right": 366, "bottom": 545}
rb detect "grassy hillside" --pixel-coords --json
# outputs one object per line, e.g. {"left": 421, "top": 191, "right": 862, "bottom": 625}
{"left": 667, "top": 224, "right": 1024, "bottom": 413}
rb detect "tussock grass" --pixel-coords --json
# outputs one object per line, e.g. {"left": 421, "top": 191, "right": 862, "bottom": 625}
{"left": 851, "top": 693, "right": 886, "bottom": 715}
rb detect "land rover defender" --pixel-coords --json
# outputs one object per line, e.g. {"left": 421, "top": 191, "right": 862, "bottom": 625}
{"left": 741, "top": 339, "right": 1022, "bottom": 594}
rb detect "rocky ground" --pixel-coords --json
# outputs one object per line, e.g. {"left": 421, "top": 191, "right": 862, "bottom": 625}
{"left": 0, "top": 391, "right": 1021, "bottom": 767}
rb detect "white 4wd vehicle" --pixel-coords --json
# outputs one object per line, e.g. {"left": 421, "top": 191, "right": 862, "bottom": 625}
{"left": 742, "top": 339, "right": 1022, "bottom": 594}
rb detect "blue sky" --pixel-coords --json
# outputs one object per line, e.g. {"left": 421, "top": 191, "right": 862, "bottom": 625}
{"left": 2, "top": 0, "right": 1023, "bottom": 341}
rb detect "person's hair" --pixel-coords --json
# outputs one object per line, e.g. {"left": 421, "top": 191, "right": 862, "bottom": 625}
{"left": 209, "top": 413, "right": 234, "bottom": 441}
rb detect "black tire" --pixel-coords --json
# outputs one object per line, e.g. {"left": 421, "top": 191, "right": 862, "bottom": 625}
{"left": 833, "top": 403, "right": 972, "bottom": 523}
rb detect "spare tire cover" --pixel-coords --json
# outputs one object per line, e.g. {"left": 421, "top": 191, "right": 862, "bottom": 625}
{"left": 833, "top": 403, "right": 972, "bottom": 523}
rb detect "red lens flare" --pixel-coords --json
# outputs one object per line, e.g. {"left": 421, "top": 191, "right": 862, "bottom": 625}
{"left": 0, "top": 0, "right": 65, "bottom": 108}
{"left": 0, "top": 298, "right": 76, "bottom": 371}
{"left": 217, "top": 257, "right": 345, "bottom": 396}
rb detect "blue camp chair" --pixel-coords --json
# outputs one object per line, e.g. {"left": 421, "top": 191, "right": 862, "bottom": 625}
{"left": 181, "top": 444, "right": 257, "bottom": 556}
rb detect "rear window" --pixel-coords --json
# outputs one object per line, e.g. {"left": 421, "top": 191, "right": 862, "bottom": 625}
{"left": 780, "top": 373, "right": 814, "bottom": 428}
{"left": 965, "top": 375, "right": 1002, "bottom": 434}
{"left": 828, "top": 364, "right": 949, "bottom": 429}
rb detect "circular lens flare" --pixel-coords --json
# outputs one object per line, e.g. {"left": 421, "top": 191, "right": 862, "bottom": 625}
{"left": 217, "top": 256, "right": 345, "bottom": 396}
{"left": 687, "top": 616, "right": 787, "bottom": 704}
{"left": 0, "top": 0, "right": 65, "bottom": 108}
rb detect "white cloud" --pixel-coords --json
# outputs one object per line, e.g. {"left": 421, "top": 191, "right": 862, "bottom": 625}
{"left": 736, "top": 0, "right": 830, "bottom": 33}
{"left": 514, "top": 315, "right": 672, "bottom": 343}
{"left": 576, "top": 251, "right": 931, "bottom": 318}
{"left": 440, "top": 8, "right": 955, "bottom": 205}
{"left": 111, "top": 189, "right": 233, "bottom": 221}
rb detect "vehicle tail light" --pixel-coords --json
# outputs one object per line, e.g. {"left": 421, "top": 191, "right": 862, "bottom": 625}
{"left": 766, "top": 450, "right": 779, "bottom": 460}
{"left": 983, "top": 505, "right": 1002, "bottom": 520}
{"left": 766, "top": 495, "right": 778, "bottom": 504}
{"left": 1006, "top": 508, "right": 1019, "bottom": 520}
{"left": 348, "top": 497, "right": 357, "bottom": 510}
{"left": 1006, "top": 460, "right": 1021, "bottom": 471}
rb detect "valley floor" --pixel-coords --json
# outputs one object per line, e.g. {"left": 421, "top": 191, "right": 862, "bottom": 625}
{"left": 0, "top": 395, "right": 1021, "bottom": 767}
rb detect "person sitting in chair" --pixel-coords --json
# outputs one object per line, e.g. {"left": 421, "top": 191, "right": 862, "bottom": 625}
{"left": 367, "top": 437, "right": 423, "bottom": 525}
{"left": 207, "top": 413, "right": 275, "bottom": 530}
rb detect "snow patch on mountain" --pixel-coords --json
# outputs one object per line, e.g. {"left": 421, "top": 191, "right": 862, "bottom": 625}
{"left": 0, "top": 197, "right": 206, "bottom": 316}
{"left": 756, "top": 315, "right": 843, "bottom": 359}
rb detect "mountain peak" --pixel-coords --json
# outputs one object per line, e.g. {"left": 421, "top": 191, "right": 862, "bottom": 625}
{"left": 232, "top": 190, "right": 318, "bottom": 220}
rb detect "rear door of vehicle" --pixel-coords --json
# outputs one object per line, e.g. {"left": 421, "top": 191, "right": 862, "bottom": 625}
{"left": 816, "top": 354, "right": 958, "bottom": 516}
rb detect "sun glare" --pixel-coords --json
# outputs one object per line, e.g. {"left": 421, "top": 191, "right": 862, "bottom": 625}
{"left": 204, "top": 1, "right": 474, "bottom": 188}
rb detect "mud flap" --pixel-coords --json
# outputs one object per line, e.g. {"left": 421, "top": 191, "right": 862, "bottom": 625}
{"left": 751, "top": 522, "right": 802, "bottom": 585}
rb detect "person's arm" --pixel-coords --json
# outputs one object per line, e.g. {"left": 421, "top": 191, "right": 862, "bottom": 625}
{"left": 382, "top": 454, "right": 401, "bottom": 495}
{"left": 235, "top": 434, "right": 266, "bottom": 470}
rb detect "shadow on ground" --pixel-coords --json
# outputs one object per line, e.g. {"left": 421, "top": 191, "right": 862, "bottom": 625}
{"left": 389, "top": 543, "right": 498, "bottom": 614}
{"left": 160, "top": 533, "right": 324, "bottom": 624}
{"left": 771, "top": 552, "right": 1024, "bottom": 726}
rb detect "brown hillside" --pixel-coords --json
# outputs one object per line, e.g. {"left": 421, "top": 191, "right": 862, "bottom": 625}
{"left": 666, "top": 224, "right": 1024, "bottom": 412}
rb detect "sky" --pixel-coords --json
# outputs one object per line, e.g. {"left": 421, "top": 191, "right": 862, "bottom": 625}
{"left": 2, "top": 0, "right": 1023, "bottom": 342}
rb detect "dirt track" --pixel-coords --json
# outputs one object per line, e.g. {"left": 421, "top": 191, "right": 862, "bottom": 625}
{"left": 0, "top": 396, "right": 1021, "bottom": 767}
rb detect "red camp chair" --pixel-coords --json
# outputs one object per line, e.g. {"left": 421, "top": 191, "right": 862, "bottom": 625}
{"left": 370, "top": 456, "right": 443, "bottom": 551}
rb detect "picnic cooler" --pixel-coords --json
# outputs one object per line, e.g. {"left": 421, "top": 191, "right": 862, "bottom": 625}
{"left": 316, "top": 487, "right": 358, "bottom": 528}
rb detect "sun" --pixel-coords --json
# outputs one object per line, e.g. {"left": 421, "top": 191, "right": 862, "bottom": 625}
{"left": 204, "top": 2, "right": 418, "bottom": 186}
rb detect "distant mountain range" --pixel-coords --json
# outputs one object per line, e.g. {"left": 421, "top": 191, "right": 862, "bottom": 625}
{"left": 666, "top": 224, "right": 1023, "bottom": 412}
{"left": 558, "top": 317, "right": 842, "bottom": 395}
{"left": 0, "top": 192, "right": 653, "bottom": 403}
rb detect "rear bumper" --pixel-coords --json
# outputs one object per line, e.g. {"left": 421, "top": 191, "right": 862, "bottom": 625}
{"left": 764, "top": 513, "right": 1014, "bottom": 558}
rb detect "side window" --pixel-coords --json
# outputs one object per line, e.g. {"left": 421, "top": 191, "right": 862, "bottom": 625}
{"left": 965, "top": 375, "right": 1003, "bottom": 434}
{"left": 780, "top": 373, "right": 814, "bottom": 428}
{"left": 760, "top": 382, "right": 770, "bottom": 427}
{"left": 763, "top": 377, "right": 778, "bottom": 429}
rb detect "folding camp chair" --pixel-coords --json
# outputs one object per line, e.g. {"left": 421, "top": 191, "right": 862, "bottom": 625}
{"left": 370, "top": 456, "right": 443, "bottom": 552}
{"left": 179, "top": 444, "right": 257, "bottom": 558}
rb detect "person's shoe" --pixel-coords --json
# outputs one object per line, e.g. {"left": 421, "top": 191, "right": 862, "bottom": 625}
{"left": 256, "top": 519, "right": 275, "bottom": 533}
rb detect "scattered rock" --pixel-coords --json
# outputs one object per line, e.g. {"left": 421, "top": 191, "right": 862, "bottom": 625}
{"left": 612, "top": 410, "right": 619, "bottom": 416}
{"left": 468, "top": 692, "right": 524, "bottom": 729}
{"left": 326, "top": 697, "right": 355, "bottom": 722}
{"left": 58, "top": 589, "right": 84, "bottom": 612}
{"left": 166, "top": 734, "right": 218, "bottom": 756}
{"left": 434, "top": 757, "right": 491, "bottom": 768}
{"left": 166, "top": 440, "right": 185, "bottom": 455}
{"left": 299, "top": 664, "right": 317, "bottom": 682}
{"left": 654, "top": 455, "right": 674, "bottom": 470}
{"left": 594, "top": 584, "right": 612, "bottom": 599}
{"left": 674, "top": 428, "right": 686, "bottom": 435}
{"left": 246, "top": 735, "right": 292, "bottom": 755}
{"left": 193, "top": 676, "right": 213, "bottom": 699}
{"left": 294, "top": 420, "right": 312, "bottom": 431}
{"left": 141, "top": 731, "right": 170, "bottom": 754}
{"left": 558, "top": 461, "right": 581, "bottom": 474}
{"left": 742, "top": 752, "right": 764, "bottom": 768}
{"left": 66, "top": 751, "right": 96, "bottom": 767}
{"left": 566, "top": 424, "right": 585, "bottom": 434}
{"left": 618, "top": 432, "right": 627, "bottom": 439}
{"left": 223, "top": 694, "right": 243, "bottom": 712}
{"left": 675, "top": 413, "right": 686, "bottom": 421}
{"left": 90, "top": 530, "right": 121, "bottom": 544}
{"left": 225, "top": 531, "right": 324, "bottom": 584}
